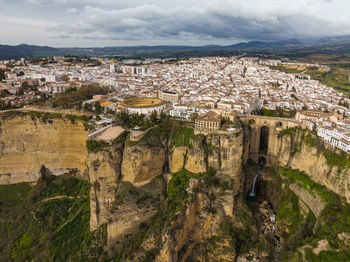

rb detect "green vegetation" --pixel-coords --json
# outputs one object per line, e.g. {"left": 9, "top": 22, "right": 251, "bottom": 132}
{"left": 276, "top": 186, "right": 303, "bottom": 239}
{"left": 112, "top": 130, "right": 127, "bottom": 145}
{"left": 279, "top": 167, "right": 338, "bottom": 207}
{"left": 270, "top": 61, "right": 350, "bottom": 94}
{"left": 323, "top": 148, "right": 350, "bottom": 168}
{"left": 86, "top": 139, "right": 110, "bottom": 153}
{"left": 118, "top": 110, "right": 170, "bottom": 130}
{"left": 171, "top": 126, "right": 201, "bottom": 148}
{"left": 51, "top": 83, "right": 109, "bottom": 108}
{"left": 269, "top": 65, "right": 304, "bottom": 74}
{"left": 269, "top": 166, "right": 350, "bottom": 261}
{"left": 112, "top": 168, "right": 221, "bottom": 260}
{"left": 125, "top": 125, "right": 169, "bottom": 147}
{"left": 29, "top": 166, "right": 89, "bottom": 202}
{"left": 253, "top": 107, "right": 296, "bottom": 118}
{"left": 0, "top": 167, "right": 108, "bottom": 261}
{"left": 0, "top": 69, "right": 5, "bottom": 81}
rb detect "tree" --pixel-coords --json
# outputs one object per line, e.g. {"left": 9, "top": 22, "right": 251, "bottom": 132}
{"left": 17, "top": 87, "right": 24, "bottom": 96}
{"left": 190, "top": 112, "right": 199, "bottom": 122}
{"left": 0, "top": 100, "right": 7, "bottom": 109}
{"left": 0, "top": 69, "right": 5, "bottom": 81}
{"left": 302, "top": 105, "right": 308, "bottom": 111}
{"left": 0, "top": 89, "right": 9, "bottom": 98}
{"left": 150, "top": 111, "right": 158, "bottom": 125}
{"left": 94, "top": 102, "right": 102, "bottom": 114}
{"left": 83, "top": 103, "right": 92, "bottom": 112}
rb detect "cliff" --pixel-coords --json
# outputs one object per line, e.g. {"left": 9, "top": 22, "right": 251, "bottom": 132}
{"left": 0, "top": 111, "right": 88, "bottom": 184}
{"left": 275, "top": 128, "right": 350, "bottom": 202}
{"left": 85, "top": 125, "right": 246, "bottom": 260}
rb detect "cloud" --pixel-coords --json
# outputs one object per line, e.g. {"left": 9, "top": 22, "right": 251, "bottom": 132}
{"left": 53, "top": 1, "right": 350, "bottom": 44}
{"left": 1, "top": 0, "right": 350, "bottom": 46}
{"left": 49, "top": 35, "right": 71, "bottom": 39}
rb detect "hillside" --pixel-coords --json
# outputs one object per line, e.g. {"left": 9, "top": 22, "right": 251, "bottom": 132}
{"left": 2, "top": 37, "right": 350, "bottom": 59}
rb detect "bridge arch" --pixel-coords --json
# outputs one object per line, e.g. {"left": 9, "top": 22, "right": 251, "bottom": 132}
{"left": 241, "top": 115, "right": 302, "bottom": 166}
{"left": 259, "top": 126, "right": 269, "bottom": 155}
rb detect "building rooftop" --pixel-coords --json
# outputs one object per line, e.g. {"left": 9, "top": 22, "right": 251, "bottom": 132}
{"left": 196, "top": 111, "right": 221, "bottom": 123}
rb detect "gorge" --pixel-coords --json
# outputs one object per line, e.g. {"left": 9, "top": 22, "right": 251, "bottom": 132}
{"left": 1, "top": 109, "right": 350, "bottom": 261}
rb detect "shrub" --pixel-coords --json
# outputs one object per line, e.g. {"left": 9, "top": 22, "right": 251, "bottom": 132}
{"left": 86, "top": 140, "right": 109, "bottom": 153}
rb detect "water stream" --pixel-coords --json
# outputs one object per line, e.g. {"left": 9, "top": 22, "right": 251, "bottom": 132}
{"left": 249, "top": 173, "right": 258, "bottom": 198}
{"left": 249, "top": 169, "right": 262, "bottom": 198}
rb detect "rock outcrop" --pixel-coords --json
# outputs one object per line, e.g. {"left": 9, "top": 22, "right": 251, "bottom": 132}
{"left": 168, "top": 146, "right": 187, "bottom": 173}
{"left": 275, "top": 129, "right": 350, "bottom": 202}
{"left": 85, "top": 126, "right": 245, "bottom": 259}
{"left": 121, "top": 144, "right": 165, "bottom": 186}
{"left": 87, "top": 141, "right": 124, "bottom": 230}
{"left": 0, "top": 112, "right": 88, "bottom": 184}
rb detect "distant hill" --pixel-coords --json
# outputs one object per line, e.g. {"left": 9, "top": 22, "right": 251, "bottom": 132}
{"left": 2, "top": 37, "right": 350, "bottom": 60}
{"left": 0, "top": 44, "right": 58, "bottom": 60}
{"left": 227, "top": 39, "right": 303, "bottom": 51}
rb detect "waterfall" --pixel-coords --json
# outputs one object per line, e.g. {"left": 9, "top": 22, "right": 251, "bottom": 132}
{"left": 249, "top": 174, "right": 258, "bottom": 198}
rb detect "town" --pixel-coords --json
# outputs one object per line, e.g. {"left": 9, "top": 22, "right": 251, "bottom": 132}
{"left": 1, "top": 56, "right": 350, "bottom": 153}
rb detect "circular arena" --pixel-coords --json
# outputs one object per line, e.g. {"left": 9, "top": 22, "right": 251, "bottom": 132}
{"left": 120, "top": 97, "right": 166, "bottom": 114}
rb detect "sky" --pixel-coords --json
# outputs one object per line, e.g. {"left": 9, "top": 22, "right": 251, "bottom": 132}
{"left": 0, "top": 0, "right": 350, "bottom": 47}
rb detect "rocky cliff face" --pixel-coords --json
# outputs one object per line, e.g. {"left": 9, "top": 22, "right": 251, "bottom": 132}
{"left": 275, "top": 128, "right": 350, "bottom": 202}
{"left": 85, "top": 126, "right": 245, "bottom": 259}
{"left": 87, "top": 142, "right": 124, "bottom": 230}
{"left": 0, "top": 112, "right": 88, "bottom": 184}
{"left": 121, "top": 143, "right": 166, "bottom": 186}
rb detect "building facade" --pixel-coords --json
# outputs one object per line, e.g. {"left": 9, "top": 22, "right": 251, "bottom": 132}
{"left": 195, "top": 111, "right": 221, "bottom": 131}
{"left": 158, "top": 90, "right": 179, "bottom": 103}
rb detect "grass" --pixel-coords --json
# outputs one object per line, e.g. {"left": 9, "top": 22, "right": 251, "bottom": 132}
{"left": 0, "top": 170, "right": 108, "bottom": 261}
{"left": 269, "top": 166, "right": 350, "bottom": 261}
{"left": 279, "top": 167, "right": 339, "bottom": 206}
{"left": 323, "top": 148, "right": 350, "bottom": 168}
{"left": 112, "top": 130, "right": 127, "bottom": 145}
{"left": 171, "top": 126, "right": 199, "bottom": 148}
{"left": 125, "top": 126, "right": 169, "bottom": 147}
{"left": 86, "top": 139, "right": 110, "bottom": 153}
{"left": 29, "top": 171, "right": 90, "bottom": 202}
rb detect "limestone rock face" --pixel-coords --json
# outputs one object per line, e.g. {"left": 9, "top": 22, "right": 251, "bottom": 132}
{"left": 0, "top": 114, "right": 88, "bottom": 184}
{"left": 121, "top": 144, "right": 165, "bottom": 186}
{"left": 276, "top": 133, "right": 350, "bottom": 202}
{"left": 169, "top": 146, "right": 187, "bottom": 173}
{"left": 184, "top": 136, "right": 207, "bottom": 174}
{"left": 87, "top": 142, "right": 124, "bottom": 230}
{"left": 207, "top": 133, "right": 244, "bottom": 192}
{"left": 107, "top": 178, "right": 165, "bottom": 252}
{"left": 289, "top": 183, "right": 326, "bottom": 217}
{"left": 156, "top": 181, "right": 237, "bottom": 262}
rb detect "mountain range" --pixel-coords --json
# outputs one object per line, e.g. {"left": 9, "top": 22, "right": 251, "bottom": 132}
{"left": 2, "top": 36, "right": 350, "bottom": 60}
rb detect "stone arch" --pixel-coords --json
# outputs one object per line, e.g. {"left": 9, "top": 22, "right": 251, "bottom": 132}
{"left": 259, "top": 126, "right": 269, "bottom": 155}
{"left": 276, "top": 121, "right": 282, "bottom": 127}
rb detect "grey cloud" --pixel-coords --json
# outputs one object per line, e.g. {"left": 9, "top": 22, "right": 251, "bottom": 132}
{"left": 2, "top": 0, "right": 350, "bottom": 46}
{"left": 54, "top": 2, "right": 350, "bottom": 44}
{"left": 49, "top": 35, "right": 71, "bottom": 39}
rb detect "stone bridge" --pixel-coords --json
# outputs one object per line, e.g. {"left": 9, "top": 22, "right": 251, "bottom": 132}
{"left": 240, "top": 115, "right": 302, "bottom": 165}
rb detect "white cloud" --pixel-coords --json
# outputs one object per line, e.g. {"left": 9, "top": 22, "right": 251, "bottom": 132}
{"left": 1, "top": 0, "right": 350, "bottom": 46}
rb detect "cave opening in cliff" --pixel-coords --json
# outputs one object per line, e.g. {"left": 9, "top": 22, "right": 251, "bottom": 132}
{"left": 259, "top": 126, "right": 269, "bottom": 155}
